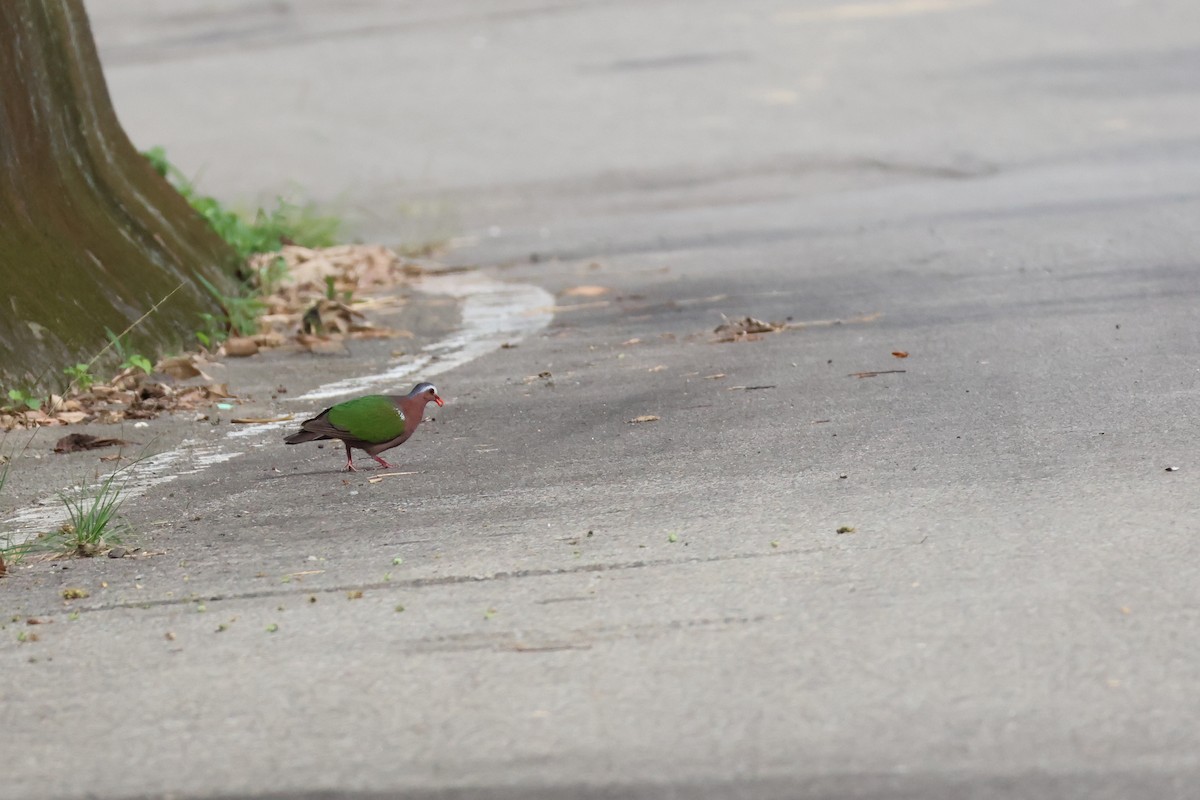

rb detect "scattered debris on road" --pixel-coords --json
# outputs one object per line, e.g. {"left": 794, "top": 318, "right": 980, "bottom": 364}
{"left": 712, "top": 316, "right": 787, "bottom": 342}
{"left": 628, "top": 415, "right": 660, "bottom": 424}
{"left": 849, "top": 370, "right": 907, "bottom": 379}
{"left": 367, "top": 471, "right": 420, "bottom": 484}
{"left": 712, "top": 312, "right": 883, "bottom": 343}
{"left": 229, "top": 414, "right": 295, "bottom": 425}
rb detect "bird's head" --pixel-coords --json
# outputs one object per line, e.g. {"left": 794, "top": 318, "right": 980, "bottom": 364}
{"left": 411, "top": 382, "right": 444, "bottom": 407}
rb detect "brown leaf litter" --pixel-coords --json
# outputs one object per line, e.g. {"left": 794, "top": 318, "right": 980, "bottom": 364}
{"left": 2, "top": 362, "right": 236, "bottom": 432}
{"left": 2, "top": 245, "right": 425, "bottom": 432}
{"left": 247, "top": 245, "right": 424, "bottom": 350}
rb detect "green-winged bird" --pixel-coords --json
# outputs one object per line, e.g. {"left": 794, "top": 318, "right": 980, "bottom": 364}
{"left": 284, "top": 382, "right": 444, "bottom": 472}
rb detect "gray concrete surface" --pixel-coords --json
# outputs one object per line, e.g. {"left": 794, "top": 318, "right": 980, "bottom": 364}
{"left": 4, "top": 0, "right": 1200, "bottom": 797}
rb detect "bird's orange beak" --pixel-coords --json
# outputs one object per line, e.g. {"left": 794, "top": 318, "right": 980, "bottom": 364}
{"left": 433, "top": 394, "right": 444, "bottom": 407}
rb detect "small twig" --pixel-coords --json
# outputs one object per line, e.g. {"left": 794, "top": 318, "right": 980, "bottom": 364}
{"left": 367, "top": 471, "right": 420, "bottom": 484}
{"left": 84, "top": 282, "right": 187, "bottom": 372}
{"left": 848, "top": 370, "right": 907, "bottom": 379}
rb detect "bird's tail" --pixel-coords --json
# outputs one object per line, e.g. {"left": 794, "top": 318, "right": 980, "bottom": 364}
{"left": 284, "top": 430, "right": 325, "bottom": 445}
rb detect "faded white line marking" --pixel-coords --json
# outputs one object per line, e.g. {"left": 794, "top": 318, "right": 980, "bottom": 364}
{"left": 296, "top": 273, "right": 553, "bottom": 401}
{"left": 2, "top": 444, "right": 240, "bottom": 542}
{"left": 2, "top": 273, "right": 554, "bottom": 545}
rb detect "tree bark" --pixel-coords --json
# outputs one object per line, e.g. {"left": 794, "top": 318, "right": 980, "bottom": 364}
{"left": 0, "top": 0, "right": 238, "bottom": 391}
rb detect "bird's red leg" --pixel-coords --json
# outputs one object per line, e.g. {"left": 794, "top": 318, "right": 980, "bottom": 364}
{"left": 371, "top": 455, "right": 395, "bottom": 469}
{"left": 344, "top": 442, "right": 357, "bottom": 472}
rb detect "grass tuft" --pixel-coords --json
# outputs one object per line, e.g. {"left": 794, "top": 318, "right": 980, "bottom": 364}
{"left": 56, "top": 468, "right": 130, "bottom": 556}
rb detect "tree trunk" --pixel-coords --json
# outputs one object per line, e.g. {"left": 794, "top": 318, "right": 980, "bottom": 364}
{"left": 0, "top": 0, "right": 239, "bottom": 392}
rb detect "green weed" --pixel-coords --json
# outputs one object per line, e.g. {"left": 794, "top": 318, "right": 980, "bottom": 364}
{"left": 143, "top": 147, "right": 339, "bottom": 258}
{"left": 195, "top": 312, "right": 226, "bottom": 349}
{"left": 102, "top": 328, "right": 154, "bottom": 376}
{"left": 4, "top": 389, "right": 41, "bottom": 412}
{"left": 121, "top": 354, "right": 153, "bottom": 375}
{"left": 103, "top": 327, "right": 130, "bottom": 362}
{"left": 143, "top": 147, "right": 342, "bottom": 344}
{"left": 57, "top": 468, "right": 130, "bottom": 556}
{"left": 62, "top": 363, "right": 96, "bottom": 392}
{"left": 255, "top": 255, "right": 289, "bottom": 296}
{"left": 197, "top": 275, "right": 266, "bottom": 338}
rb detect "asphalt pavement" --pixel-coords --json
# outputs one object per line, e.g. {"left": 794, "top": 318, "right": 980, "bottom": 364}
{"left": 4, "top": 1, "right": 1200, "bottom": 798}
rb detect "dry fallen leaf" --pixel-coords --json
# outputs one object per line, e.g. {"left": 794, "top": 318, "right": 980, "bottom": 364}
{"left": 713, "top": 316, "right": 786, "bottom": 342}
{"left": 891, "top": 351, "right": 909, "bottom": 358}
{"left": 711, "top": 312, "right": 883, "bottom": 343}
{"left": 53, "top": 433, "right": 131, "bottom": 454}
{"left": 223, "top": 337, "right": 260, "bottom": 358}
{"left": 252, "top": 331, "right": 288, "bottom": 348}
{"left": 156, "top": 355, "right": 206, "bottom": 381}
{"left": 628, "top": 415, "right": 660, "bottom": 424}
{"left": 562, "top": 285, "right": 610, "bottom": 298}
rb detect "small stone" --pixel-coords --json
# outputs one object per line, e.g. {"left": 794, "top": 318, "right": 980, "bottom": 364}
{"left": 107, "top": 547, "right": 127, "bottom": 559}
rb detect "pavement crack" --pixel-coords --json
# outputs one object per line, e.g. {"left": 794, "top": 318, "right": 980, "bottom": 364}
{"left": 42, "top": 548, "right": 809, "bottom": 617}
